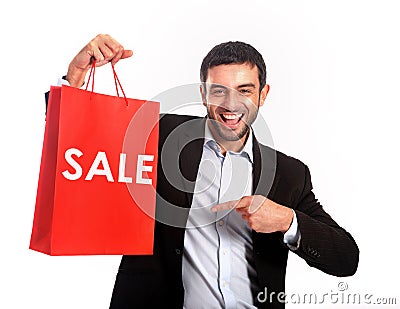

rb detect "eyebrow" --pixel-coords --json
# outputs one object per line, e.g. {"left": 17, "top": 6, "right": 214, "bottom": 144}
{"left": 209, "top": 84, "right": 228, "bottom": 90}
{"left": 209, "top": 83, "right": 256, "bottom": 90}
{"left": 237, "top": 83, "right": 256, "bottom": 89}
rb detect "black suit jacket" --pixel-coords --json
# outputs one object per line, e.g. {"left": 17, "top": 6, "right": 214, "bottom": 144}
{"left": 109, "top": 114, "right": 359, "bottom": 309}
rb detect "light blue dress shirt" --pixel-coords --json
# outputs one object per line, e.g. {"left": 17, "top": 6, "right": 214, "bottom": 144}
{"left": 182, "top": 123, "right": 300, "bottom": 309}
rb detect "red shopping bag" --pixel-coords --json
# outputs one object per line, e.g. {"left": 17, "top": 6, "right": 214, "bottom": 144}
{"left": 29, "top": 63, "right": 159, "bottom": 255}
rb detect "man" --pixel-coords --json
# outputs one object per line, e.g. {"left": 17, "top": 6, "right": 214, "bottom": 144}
{"left": 58, "top": 34, "right": 358, "bottom": 308}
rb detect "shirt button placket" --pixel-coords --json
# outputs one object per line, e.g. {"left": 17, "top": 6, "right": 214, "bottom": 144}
{"left": 216, "top": 216, "right": 236, "bottom": 309}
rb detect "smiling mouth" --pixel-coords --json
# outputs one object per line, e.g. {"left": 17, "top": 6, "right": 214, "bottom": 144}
{"left": 219, "top": 112, "right": 244, "bottom": 128}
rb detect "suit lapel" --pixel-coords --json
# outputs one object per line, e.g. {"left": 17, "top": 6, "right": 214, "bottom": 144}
{"left": 177, "top": 117, "right": 206, "bottom": 207}
{"left": 252, "top": 133, "right": 277, "bottom": 197}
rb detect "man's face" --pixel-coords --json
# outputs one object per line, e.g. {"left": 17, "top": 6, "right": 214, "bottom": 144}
{"left": 201, "top": 63, "right": 269, "bottom": 144}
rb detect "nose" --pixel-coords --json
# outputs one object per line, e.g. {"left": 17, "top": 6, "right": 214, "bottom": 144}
{"left": 221, "top": 90, "right": 242, "bottom": 111}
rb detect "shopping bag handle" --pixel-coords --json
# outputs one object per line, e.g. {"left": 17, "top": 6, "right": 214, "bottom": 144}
{"left": 85, "top": 59, "right": 129, "bottom": 106}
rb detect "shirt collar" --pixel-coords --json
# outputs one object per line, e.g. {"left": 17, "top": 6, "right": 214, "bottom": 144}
{"left": 204, "top": 121, "right": 254, "bottom": 163}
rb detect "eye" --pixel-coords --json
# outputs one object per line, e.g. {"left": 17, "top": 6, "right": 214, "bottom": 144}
{"left": 240, "top": 89, "right": 252, "bottom": 95}
{"left": 211, "top": 88, "right": 227, "bottom": 96}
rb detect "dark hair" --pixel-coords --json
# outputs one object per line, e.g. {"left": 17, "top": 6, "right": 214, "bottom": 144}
{"left": 200, "top": 41, "right": 267, "bottom": 90}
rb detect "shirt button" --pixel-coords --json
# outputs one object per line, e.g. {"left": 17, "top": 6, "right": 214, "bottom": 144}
{"left": 223, "top": 281, "right": 228, "bottom": 287}
{"left": 218, "top": 220, "right": 224, "bottom": 226}
{"left": 175, "top": 248, "right": 181, "bottom": 255}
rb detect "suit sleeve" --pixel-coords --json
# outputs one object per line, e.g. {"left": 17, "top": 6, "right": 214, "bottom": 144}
{"left": 45, "top": 91, "right": 49, "bottom": 112}
{"left": 293, "top": 164, "right": 359, "bottom": 277}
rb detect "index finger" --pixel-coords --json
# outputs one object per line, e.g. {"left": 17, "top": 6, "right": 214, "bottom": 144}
{"left": 210, "top": 199, "right": 245, "bottom": 212}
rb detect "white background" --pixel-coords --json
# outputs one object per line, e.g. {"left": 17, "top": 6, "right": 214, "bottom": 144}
{"left": 1, "top": 0, "right": 399, "bottom": 308}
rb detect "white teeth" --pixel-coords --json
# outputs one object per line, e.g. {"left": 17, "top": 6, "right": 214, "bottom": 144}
{"left": 222, "top": 113, "right": 242, "bottom": 120}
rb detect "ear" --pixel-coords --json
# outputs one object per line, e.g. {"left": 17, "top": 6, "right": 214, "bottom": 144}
{"left": 200, "top": 84, "right": 207, "bottom": 107}
{"left": 259, "top": 84, "right": 270, "bottom": 107}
